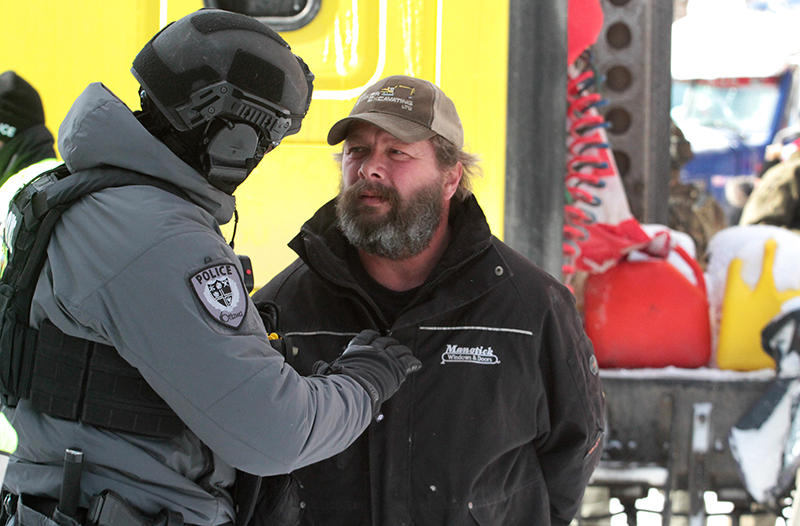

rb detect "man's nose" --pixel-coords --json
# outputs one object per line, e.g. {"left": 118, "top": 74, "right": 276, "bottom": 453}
{"left": 358, "top": 152, "right": 385, "bottom": 180}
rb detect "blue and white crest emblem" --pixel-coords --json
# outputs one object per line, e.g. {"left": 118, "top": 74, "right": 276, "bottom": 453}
{"left": 190, "top": 263, "right": 247, "bottom": 328}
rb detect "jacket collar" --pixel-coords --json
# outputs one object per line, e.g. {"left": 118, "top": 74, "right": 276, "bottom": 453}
{"left": 289, "top": 194, "right": 500, "bottom": 324}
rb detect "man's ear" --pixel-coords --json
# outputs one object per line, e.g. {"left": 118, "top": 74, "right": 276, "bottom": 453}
{"left": 442, "top": 162, "right": 462, "bottom": 200}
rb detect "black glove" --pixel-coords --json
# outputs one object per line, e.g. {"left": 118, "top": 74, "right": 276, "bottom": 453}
{"left": 313, "top": 330, "right": 421, "bottom": 416}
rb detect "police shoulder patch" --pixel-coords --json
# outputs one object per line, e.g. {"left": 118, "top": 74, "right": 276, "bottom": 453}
{"left": 190, "top": 263, "right": 247, "bottom": 328}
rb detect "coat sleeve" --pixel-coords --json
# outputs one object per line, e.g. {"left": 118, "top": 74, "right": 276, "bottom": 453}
{"left": 534, "top": 285, "right": 605, "bottom": 526}
{"left": 44, "top": 225, "right": 374, "bottom": 477}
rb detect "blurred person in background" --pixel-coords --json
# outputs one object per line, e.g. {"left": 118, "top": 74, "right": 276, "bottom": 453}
{"left": 0, "top": 71, "right": 58, "bottom": 185}
{"left": 668, "top": 118, "right": 727, "bottom": 267}
{"left": 739, "top": 135, "right": 800, "bottom": 233}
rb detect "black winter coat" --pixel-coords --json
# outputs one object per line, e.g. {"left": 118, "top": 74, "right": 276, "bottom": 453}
{"left": 253, "top": 196, "right": 605, "bottom": 526}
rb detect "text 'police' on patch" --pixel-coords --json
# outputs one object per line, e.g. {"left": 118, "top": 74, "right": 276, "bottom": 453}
{"left": 190, "top": 263, "right": 247, "bottom": 328}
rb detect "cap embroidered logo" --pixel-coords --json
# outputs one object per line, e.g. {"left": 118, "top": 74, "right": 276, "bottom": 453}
{"left": 370, "top": 85, "right": 416, "bottom": 111}
{"left": 190, "top": 263, "right": 247, "bottom": 328}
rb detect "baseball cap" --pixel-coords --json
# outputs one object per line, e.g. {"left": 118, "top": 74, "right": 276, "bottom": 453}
{"left": 327, "top": 75, "right": 463, "bottom": 148}
{"left": 0, "top": 71, "right": 45, "bottom": 141}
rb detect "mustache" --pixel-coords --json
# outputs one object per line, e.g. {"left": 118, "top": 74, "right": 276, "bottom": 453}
{"left": 340, "top": 179, "right": 400, "bottom": 207}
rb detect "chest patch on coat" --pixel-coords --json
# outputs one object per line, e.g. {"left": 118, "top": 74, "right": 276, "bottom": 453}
{"left": 441, "top": 344, "right": 501, "bottom": 365}
{"left": 190, "top": 263, "right": 247, "bottom": 328}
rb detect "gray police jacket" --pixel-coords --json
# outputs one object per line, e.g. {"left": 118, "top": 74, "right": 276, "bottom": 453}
{"left": 2, "top": 83, "right": 374, "bottom": 525}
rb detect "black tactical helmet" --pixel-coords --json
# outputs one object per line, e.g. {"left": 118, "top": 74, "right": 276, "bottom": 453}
{"left": 131, "top": 8, "right": 314, "bottom": 192}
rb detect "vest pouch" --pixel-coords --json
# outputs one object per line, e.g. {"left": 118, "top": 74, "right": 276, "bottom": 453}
{"left": 0, "top": 304, "right": 37, "bottom": 407}
{"left": 29, "top": 321, "right": 91, "bottom": 420}
{"left": 0, "top": 289, "right": 15, "bottom": 403}
{"left": 27, "top": 320, "right": 185, "bottom": 437}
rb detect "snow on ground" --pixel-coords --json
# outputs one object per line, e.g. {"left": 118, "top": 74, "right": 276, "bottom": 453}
{"left": 599, "top": 366, "right": 776, "bottom": 381}
{"left": 729, "top": 382, "right": 796, "bottom": 502}
{"left": 603, "top": 489, "right": 790, "bottom": 525}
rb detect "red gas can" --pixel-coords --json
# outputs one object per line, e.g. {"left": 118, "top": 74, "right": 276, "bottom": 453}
{"left": 583, "top": 247, "right": 711, "bottom": 369}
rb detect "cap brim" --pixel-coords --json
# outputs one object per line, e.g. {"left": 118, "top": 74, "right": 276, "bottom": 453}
{"left": 327, "top": 113, "right": 437, "bottom": 145}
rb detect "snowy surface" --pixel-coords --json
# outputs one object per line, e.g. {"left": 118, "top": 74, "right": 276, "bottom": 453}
{"left": 781, "top": 352, "right": 800, "bottom": 376}
{"left": 729, "top": 380, "right": 800, "bottom": 503}
{"left": 706, "top": 225, "right": 800, "bottom": 300}
{"left": 599, "top": 366, "right": 775, "bottom": 381}
{"left": 590, "top": 464, "right": 668, "bottom": 486}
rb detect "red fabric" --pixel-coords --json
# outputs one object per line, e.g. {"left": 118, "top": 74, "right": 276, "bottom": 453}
{"left": 580, "top": 220, "right": 659, "bottom": 272}
{"left": 566, "top": 64, "right": 665, "bottom": 274}
{"left": 568, "top": 0, "right": 604, "bottom": 65}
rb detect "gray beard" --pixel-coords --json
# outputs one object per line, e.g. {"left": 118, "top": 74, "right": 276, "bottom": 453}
{"left": 336, "top": 179, "right": 444, "bottom": 260}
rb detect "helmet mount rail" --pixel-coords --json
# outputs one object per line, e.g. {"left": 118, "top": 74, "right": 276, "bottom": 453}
{"left": 174, "top": 80, "right": 295, "bottom": 146}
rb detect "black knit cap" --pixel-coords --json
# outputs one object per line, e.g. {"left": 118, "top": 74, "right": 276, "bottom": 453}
{"left": 0, "top": 71, "right": 45, "bottom": 140}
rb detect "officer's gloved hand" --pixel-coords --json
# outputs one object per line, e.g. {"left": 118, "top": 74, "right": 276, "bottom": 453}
{"left": 313, "top": 330, "right": 421, "bottom": 416}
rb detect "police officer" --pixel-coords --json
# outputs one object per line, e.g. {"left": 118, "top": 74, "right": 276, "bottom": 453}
{"left": 1, "top": 9, "right": 419, "bottom": 526}
{"left": 0, "top": 72, "right": 61, "bottom": 265}
{"left": 0, "top": 71, "right": 58, "bottom": 185}
{"left": 668, "top": 119, "right": 727, "bottom": 267}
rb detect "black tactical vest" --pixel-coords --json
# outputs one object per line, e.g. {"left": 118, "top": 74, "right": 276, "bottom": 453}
{"left": 0, "top": 164, "right": 186, "bottom": 437}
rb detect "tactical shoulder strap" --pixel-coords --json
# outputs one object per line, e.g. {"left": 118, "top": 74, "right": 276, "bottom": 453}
{"left": 0, "top": 164, "right": 187, "bottom": 437}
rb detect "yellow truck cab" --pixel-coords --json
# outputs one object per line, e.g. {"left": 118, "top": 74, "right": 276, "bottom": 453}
{"left": 3, "top": 0, "right": 510, "bottom": 285}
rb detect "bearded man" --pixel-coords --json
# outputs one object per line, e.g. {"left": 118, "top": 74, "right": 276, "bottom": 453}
{"left": 252, "top": 75, "right": 605, "bottom": 526}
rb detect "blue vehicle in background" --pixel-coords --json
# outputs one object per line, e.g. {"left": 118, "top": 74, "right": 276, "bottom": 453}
{"left": 670, "top": 1, "right": 800, "bottom": 223}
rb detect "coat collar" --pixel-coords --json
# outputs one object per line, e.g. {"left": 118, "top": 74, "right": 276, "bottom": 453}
{"left": 291, "top": 194, "right": 492, "bottom": 283}
{"left": 289, "top": 194, "right": 504, "bottom": 327}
